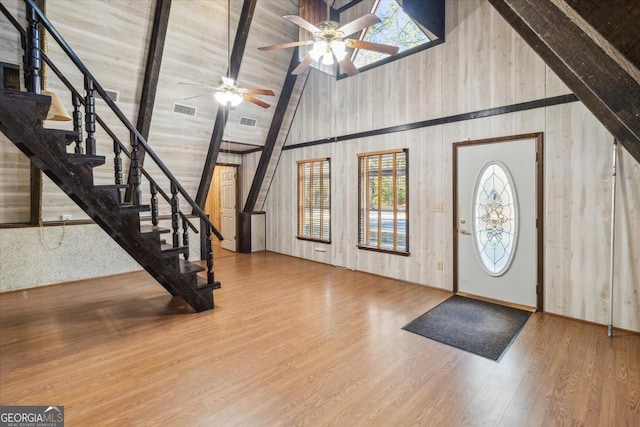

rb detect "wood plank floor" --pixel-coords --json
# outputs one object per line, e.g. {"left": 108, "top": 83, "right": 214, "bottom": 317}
{"left": 1, "top": 250, "right": 638, "bottom": 426}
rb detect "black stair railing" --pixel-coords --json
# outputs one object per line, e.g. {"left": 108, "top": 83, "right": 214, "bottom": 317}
{"left": 0, "top": 1, "right": 223, "bottom": 274}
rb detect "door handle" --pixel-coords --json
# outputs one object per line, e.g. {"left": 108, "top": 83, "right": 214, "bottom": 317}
{"left": 459, "top": 228, "right": 471, "bottom": 235}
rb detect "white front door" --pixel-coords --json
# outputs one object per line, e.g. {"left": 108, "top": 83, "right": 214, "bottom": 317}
{"left": 455, "top": 135, "right": 541, "bottom": 309}
{"left": 220, "top": 166, "right": 237, "bottom": 252}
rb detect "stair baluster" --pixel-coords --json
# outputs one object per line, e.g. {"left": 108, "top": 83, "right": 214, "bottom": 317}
{"left": 83, "top": 76, "right": 96, "bottom": 155}
{"left": 72, "top": 93, "right": 83, "bottom": 153}
{"left": 182, "top": 217, "right": 189, "bottom": 261}
{"left": 25, "top": 4, "right": 40, "bottom": 93}
{"left": 170, "top": 182, "right": 180, "bottom": 248}
{"left": 113, "top": 139, "right": 123, "bottom": 203}
{"left": 130, "top": 136, "right": 142, "bottom": 205}
{"left": 150, "top": 183, "right": 159, "bottom": 226}
{"left": 205, "top": 223, "right": 214, "bottom": 285}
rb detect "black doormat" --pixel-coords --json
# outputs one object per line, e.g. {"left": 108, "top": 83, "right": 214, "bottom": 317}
{"left": 402, "top": 295, "right": 531, "bottom": 361}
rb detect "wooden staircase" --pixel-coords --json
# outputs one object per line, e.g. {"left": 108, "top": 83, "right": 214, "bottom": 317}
{"left": 0, "top": 0, "right": 223, "bottom": 312}
{"left": 0, "top": 67, "right": 219, "bottom": 312}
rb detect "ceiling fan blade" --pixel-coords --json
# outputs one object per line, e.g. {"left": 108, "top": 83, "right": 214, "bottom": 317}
{"left": 242, "top": 88, "right": 275, "bottom": 96}
{"left": 243, "top": 94, "right": 270, "bottom": 108}
{"left": 292, "top": 54, "right": 313, "bottom": 75}
{"left": 339, "top": 56, "right": 359, "bottom": 77}
{"left": 337, "top": 14, "right": 381, "bottom": 36}
{"left": 346, "top": 39, "right": 399, "bottom": 56}
{"left": 283, "top": 15, "right": 321, "bottom": 34}
{"left": 258, "top": 40, "right": 314, "bottom": 51}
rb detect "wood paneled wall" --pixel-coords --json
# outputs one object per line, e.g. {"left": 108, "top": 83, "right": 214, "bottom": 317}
{"left": 0, "top": 135, "right": 30, "bottom": 224}
{"left": 262, "top": 0, "right": 640, "bottom": 331}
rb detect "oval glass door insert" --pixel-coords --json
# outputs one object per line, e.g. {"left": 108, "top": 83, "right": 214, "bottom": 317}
{"left": 472, "top": 161, "right": 518, "bottom": 276}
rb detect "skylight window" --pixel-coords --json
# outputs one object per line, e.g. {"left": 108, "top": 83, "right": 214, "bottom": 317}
{"left": 352, "top": 0, "right": 431, "bottom": 69}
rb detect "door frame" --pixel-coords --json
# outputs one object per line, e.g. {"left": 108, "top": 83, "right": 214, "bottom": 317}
{"left": 452, "top": 133, "right": 544, "bottom": 311}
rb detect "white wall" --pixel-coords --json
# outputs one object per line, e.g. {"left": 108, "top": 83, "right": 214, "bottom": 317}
{"left": 0, "top": 218, "right": 200, "bottom": 291}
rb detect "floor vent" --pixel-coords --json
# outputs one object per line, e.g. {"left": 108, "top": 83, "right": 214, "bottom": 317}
{"left": 172, "top": 103, "right": 197, "bottom": 117}
{"left": 98, "top": 89, "right": 119, "bottom": 102}
{"left": 239, "top": 116, "right": 257, "bottom": 127}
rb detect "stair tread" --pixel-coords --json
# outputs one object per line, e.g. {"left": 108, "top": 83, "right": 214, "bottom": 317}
{"left": 161, "top": 243, "right": 190, "bottom": 256}
{"left": 140, "top": 224, "right": 170, "bottom": 235}
{"left": 4, "top": 89, "right": 50, "bottom": 103}
{"left": 196, "top": 275, "right": 221, "bottom": 291}
{"left": 95, "top": 184, "right": 129, "bottom": 190}
{"left": 179, "top": 258, "right": 205, "bottom": 274}
{"left": 42, "top": 128, "right": 79, "bottom": 144}
{"left": 66, "top": 153, "right": 106, "bottom": 166}
{"left": 119, "top": 203, "right": 150, "bottom": 213}
{"left": 4, "top": 90, "right": 51, "bottom": 122}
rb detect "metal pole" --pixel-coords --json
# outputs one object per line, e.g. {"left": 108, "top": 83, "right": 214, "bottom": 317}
{"left": 608, "top": 139, "right": 618, "bottom": 338}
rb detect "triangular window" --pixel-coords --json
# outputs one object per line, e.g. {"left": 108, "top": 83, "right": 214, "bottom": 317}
{"left": 352, "top": 0, "right": 432, "bottom": 69}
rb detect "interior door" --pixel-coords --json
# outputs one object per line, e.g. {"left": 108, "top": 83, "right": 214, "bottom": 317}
{"left": 220, "top": 166, "right": 237, "bottom": 252}
{"left": 455, "top": 136, "right": 540, "bottom": 309}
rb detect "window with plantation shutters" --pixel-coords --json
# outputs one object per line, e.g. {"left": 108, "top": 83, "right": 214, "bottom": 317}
{"left": 358, "top": 149, "right": 409, "bottom": 255}
{"left": 297, "top": 158, "right": 331, "bottom": 243}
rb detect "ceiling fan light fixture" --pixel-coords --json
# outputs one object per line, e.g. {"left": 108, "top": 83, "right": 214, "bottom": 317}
{"left": 214, "top": 90, "right": 229, "bottom": 105}
{"left": 330, "top": 40, "right": 347, "bottom": 61}
{"left": 214, "top": 90, "right": 243, "bottom": 107}
{"left": 310, "top": 41, "right": 327, "bottom": 61}
{"left": 322, "top": 52, "right": 334, "bottom": 65}
{"left": 230, "top": 93, "right": 243, "bottom": 106}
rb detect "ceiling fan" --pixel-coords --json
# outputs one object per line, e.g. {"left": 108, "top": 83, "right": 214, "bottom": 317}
{"left": 179, "top": 77, "right": 275, "bottom": 109}
{"left": 179, "top": 0, "right": 275, "bottom": 109}
{"left": 258, "top": 13, "right": 399, "bottom": 76}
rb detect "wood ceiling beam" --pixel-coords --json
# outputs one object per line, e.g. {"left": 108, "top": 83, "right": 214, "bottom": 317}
{"left": 195, "top": 0, "right": 257, "bottom": 208}
{"left": 242, "top": 50, "right": 300, "bottom": 214}
{"left": 564, "top": 0, "right": 640, "bottom": 73}
{"left": 489, "top": 0, "right": 640, "bottom": 163}
{"left": 136, "top": 0, "right": 171, "bottom": 142}
{"left": 125, "top": 0, "right": 171, "bottom": 201}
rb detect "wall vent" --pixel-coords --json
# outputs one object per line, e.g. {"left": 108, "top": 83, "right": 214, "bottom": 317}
{"left": 98, "top": 89, "right": 119, "bottom": 102}
{"left": 239, "top": 116, "right": 257, "bottom": 127}
{"left": 172, "top": 103, "right": 197, "bottom": 117}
